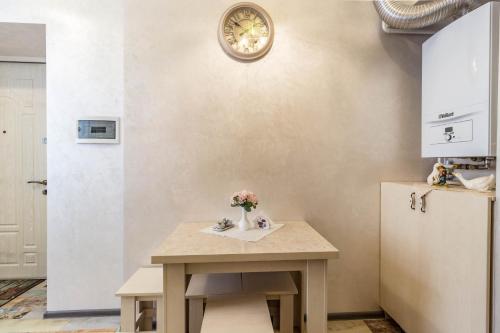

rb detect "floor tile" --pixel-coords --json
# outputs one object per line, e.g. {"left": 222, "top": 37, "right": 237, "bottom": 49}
{"left": 0, "top": 318, "right": 68, "bottom": 332}
{"left": 328, "top": 320, "right": 372, "bottom": 333}
{"left": 61, "top": 316, "right": 120, "bottom": 331}
{"left": 365, "top": 319, "right": 403, "bottom": 333}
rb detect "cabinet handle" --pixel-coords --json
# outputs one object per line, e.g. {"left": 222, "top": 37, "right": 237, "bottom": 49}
{"left": 420, "top": 196, "right": 426, "bottom": 213}
{"left": 418, "top": 189, "right": 433, "bottom": 213}
{"left": 410, "top": 192, "right": 416, "bottom": 210}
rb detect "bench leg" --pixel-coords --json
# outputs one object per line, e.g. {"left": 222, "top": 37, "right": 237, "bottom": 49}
{"left": 189, "top": 298, "right": 204, "bottom": 333}
{"left": 139, "top": 301, "right": 154, "bottom": 331}
{"left": 157, "top": 296, "right": 164, "bottom": 333}
{"left": 121, "top": 296, "right": 136, "bottom": 332}
{"left": 280, "top": 295, "right": 294, "bottom": 333}
{"left": 306, "top": 259, "right": 328, "bottom": 333}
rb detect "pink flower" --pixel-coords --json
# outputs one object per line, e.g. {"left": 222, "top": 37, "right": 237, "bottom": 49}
{"left": 230, "top": 190, "right": 258, "bottom": 210}
{"left": 238, "top": 190, "right": 248, "bottom": 201}
{"left": 247, "top": 193, "right": 258, "bottom": 205}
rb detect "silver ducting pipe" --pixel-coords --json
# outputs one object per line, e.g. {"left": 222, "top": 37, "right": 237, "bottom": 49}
{"left": 373, "top": 0, "right": 477, "bottom": 30}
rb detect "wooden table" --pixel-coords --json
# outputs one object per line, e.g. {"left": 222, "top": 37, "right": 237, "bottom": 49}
{"left": 151, "top": 221, "right": 339, "bottom": 333}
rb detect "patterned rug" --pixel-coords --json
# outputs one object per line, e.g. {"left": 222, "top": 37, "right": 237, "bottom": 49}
{"left": 0, "top": 280, "right": 44, "bottom": 307}
{"left": 0, "top": 280, "right": 46, "bottom": 319}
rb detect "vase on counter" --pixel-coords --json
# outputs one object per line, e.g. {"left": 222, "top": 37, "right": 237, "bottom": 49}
{"left": 238, "top": 207, "right": 253, "bottom": 231}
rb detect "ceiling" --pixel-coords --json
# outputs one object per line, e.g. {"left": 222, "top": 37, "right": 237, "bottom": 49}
{"left": 0, "top": 22, "right": 45, "bottom": 58}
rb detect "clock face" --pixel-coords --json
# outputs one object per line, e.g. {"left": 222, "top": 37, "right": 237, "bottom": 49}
{"left": 218, "top": 3, "right": 274, "bottom": 61}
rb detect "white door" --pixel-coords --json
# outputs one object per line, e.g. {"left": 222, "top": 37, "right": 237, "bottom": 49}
{"left": 0, "top": 62, "right": 46, "bottom": 279}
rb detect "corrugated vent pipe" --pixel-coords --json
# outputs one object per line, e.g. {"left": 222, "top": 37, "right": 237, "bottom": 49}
{"left": 373, "top": 0, "right": 477, "bottom": 30}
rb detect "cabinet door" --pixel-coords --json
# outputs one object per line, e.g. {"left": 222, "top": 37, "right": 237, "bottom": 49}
{"left": 380, "top": 183, "right": 420, "bottom": 333}
{"left": 414, "top": 189, "right": 492, "bottom": 333}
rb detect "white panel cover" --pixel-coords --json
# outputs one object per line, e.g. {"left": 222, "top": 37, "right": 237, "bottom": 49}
{"left": 422, "top": 3, "right": 494, "bottom": 157}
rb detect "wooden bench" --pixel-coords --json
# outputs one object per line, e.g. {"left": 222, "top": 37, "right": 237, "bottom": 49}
{"left": 200, "top": 295, "right": 274, "bottom": 333}
{"left": 185, "top": 273, "right": 241, "bottom": 333}
{"left": 116, "top": 266, "right": 163, "bottom": 332}
{"left": 186, "top": 272, "right": 297, "bottom": 333}
{"left": 242, "top": 272, "right": 297, "bottom": 333}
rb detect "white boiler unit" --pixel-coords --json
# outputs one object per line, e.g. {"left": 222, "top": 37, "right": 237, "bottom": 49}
{"left": 422, "top": 2, "right": 498, "bottom": 158}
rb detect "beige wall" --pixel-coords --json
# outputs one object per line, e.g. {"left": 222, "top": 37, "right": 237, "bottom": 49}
{"left": 0, "top": 0, "right": 124, "bottom": 311}
{"left": 124, "top": 0, "right": 431, "bottom": 312}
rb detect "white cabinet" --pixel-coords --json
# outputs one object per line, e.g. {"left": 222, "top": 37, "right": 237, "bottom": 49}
{"left": 381, "top": 182, "right": 494, "bottom": 333}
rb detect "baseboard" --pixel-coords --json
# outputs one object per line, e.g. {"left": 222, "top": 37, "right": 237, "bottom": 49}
{"left": 0, "top": 56, "right": 46, "bottom": 63}
{"left": 327, "top": 310, "right": 385, "bottom": 321}
{"left": 43, "top": 308, "right": 120, "bottom": 319}
{"left": 43, "top": 309, "right": 383, "bottom": 320}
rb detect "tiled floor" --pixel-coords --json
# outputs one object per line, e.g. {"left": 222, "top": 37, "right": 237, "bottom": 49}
{"left": 0, "top": 280, "right": 402, "bottom": 333}
{"left": 0, "top": 281, "right": 120, "bottom": 333}
{"left": 329, "top": 320, "right": 373, "bottom": 332}
{"left": 0, "top": 315, "right": 120, "bottom": 332}
{"left": 329, "top": 319, "right": 402, "bottom": 333}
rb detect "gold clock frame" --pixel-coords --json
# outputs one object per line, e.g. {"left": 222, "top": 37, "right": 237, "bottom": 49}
{"left": 218, "top": 2, "right": 275, "bottom": 61}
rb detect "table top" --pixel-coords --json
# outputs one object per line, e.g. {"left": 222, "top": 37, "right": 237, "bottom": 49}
{"left": 151, "top": 221, "right": 339, "bottom": 264}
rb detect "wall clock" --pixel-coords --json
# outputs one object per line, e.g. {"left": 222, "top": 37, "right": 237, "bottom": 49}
{"left": 218, "top": 2, "right": 274, "bottom": 61}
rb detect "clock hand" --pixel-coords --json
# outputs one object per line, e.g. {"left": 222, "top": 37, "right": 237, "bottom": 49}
{"left": 239, "top": 25, "right": 255, "bottom": 36}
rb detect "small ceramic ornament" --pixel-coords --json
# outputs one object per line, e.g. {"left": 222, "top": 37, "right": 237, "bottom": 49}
{"left": 212, "top": 218, "right": 234, "bottom": 232}
{"left": 427, "top": 163, "right": 450, "bottom": 186}
{"left": 453, "top": 172, "right": 495, "bottom": 192}
{"left": 254, "top": 214, "right": 272, "bottom": 230}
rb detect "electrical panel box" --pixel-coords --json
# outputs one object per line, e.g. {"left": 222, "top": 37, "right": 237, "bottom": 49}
{"left": 76, "top": 117, "right": 120, "bottom": 144}
{"left": 422, "top": 2, "right": 498, "bottom": 158}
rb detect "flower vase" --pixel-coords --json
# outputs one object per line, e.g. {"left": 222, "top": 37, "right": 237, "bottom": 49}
{"left": 238, "top": 207, "right": 252, "bottom": 231}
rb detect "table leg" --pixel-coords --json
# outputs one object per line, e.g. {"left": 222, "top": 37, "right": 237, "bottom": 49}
{"left": 120, "top": 296, "right": 136, "bottom": 332}
{"left": 164, "top": 263, "right": 186, "bottom": 333}
{"left": 300, "top": 268, "right": 307, "bottom": 333}
{"left": 306, "top": 259, "right": 328, "bottom": 333}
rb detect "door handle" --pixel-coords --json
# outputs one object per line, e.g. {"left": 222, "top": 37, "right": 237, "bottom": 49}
{"left": 27, "top": 180, "right": 47, "bottom": 186}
